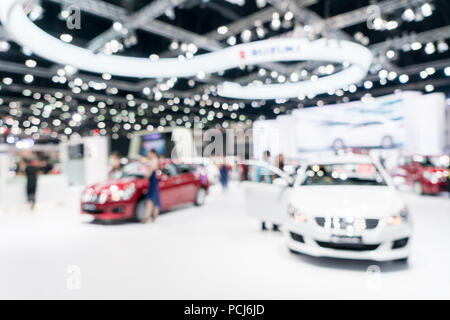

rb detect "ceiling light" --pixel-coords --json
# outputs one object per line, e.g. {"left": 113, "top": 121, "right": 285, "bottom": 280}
{"left": 437, "top": 40, "right": 449, "bottom": 53}
{"left": 424, "top": 84, "right": 434, "bottom": 92}
{"left": 256, "top": 27, "right": 266, "bottom": 39}
{"left": 425, "top": 67, "right": 435, "bottom": 75}
{"left": 142, "top": 87, "right": 151, "bottom": 95}
{"left": 424, "top": 42, "right": 435, "bottom": 54}
{"left": 0, "top": 40, "right": 10, "bottom": 52}
{"left": 60, "top": 34, "right": 73, "bottom": 43}
{"left": 386, "top": 20, "right": 398, "bottom": 30}
{"left": 256, "top": 0, "right": 267, "bottom": 8}
{"left": 169, "top": 41, "right": 179, "bottom": 50}
{"left": 388, "top": 71, "right": 397, "bottom": 81}
{"left": 72, "top": 113, "right": 82, "bottom": 122}
{"left": 113, "top": 22, "right": 123, "bottom": 31}
{"left": 421, "top": 3, "right": 433, "bottom": 17}
{"left": 399, "top": 74, "right": 409, "bottom": 83}
{"left": 386, "top": 50, "right": 396, "bottom": 59}
{"left": 402, "top": 8, "right": 415, "bottom": 22}
{"left": 241, "top": 29, "right": 252, "bottom": 42}
{"left": 271, "top": 19, "right": 281, "bottom": 30}
{"left": 187, "top": 43, "right": 197, "bottom": 53}
{"left": 227, "top": 36, "right": 236, "bottom": 46}
{"left": 444, "top": 67, "right": 450, "bottom": 77}
{"left": 60, "top": 9, "right": 70, "bottom": 19}
{"left": 290, "top": 73, "right": 299, "bottom": 82}
{"left": 29, "top": 4, "right": 44, "bottom": 21}
{"left": 25, "top": 59, "right": 37, "bottom": 68}
{"left": 411, "top": 42, "right": 422, "bottom": 50}
{"left": 24, "top": 74, "right": 34, "bottom": 83}
{"left": 378, "top": 69, "right": 388, "bottom": 79}
{"left": 363, "top": 81, "right": 373, "bottom": 89}
{"left": 284, "top": 12, "right": 294, "bottom": 21}
{"left": 2, "top": 77, "right": 13, "bottom": 85}
{"left": 217, "top": 26, "right": 228, "bottom": 35}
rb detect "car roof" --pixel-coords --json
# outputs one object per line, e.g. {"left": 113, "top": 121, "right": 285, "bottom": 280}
{"left": 303, "top": 154, "right": 375, "bottom": 166}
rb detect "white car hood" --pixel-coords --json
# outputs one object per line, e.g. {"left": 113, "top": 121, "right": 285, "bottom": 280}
{"left": 290, "top": 185, "right": 404, "bottom": 219}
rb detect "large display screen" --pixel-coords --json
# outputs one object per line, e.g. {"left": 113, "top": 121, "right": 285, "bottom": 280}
{"left": 68, "top": 144, "right": 84, "bottom": 160}
{"left": 141, "top": 133, "right": 166, "bottom": 156}
{"left": 293, "top": 94, "right": 407, "bottom": 152}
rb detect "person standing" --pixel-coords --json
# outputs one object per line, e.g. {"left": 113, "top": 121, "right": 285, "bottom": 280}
{"left": 108, "top": 151, "right": 123, "bottom": 179}
{"left": 277, "top": 153, "right": 285, "bottom": 172}
{"left": 23, "top": 159, "right": 39, "bottom": 210}
{"left": 219, "top": 155, "right": 229, "bottom": 191}
{"left": 143, "top": 149, "right": 161, "bottom": 223}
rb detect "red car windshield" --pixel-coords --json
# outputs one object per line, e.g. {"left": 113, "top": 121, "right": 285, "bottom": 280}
{"left": 121, "top": 162, "right": 148, "bottom": 178}
{"left": 415, "top": 156, "right": 450, "bottom": 168}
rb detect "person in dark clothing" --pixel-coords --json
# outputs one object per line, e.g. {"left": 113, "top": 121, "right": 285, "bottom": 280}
{"left": 23, "top": 159, "right": 39, "bottom": 210}
{"left": 277, "top": 153, "right": 285, "bottom": 172}
{"left": 109, "top": 151, "right": 123, "bottom": 179}
{"left": 219, "top": 155, "right": 229, "bottom": 191}
{"left": 143, "top": 149, "right": 161, "bottom": 223}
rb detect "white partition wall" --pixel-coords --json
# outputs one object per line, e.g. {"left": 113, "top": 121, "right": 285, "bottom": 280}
{"left": 276, "top": 115, "right": 299, "bottom": 159}
{"left": 83, "top": 136, "right": 109, "bottom": 186}
{"left": 61, "top": 136, "right": 109, "bottom": 186}
{"left": 252, "top": 120, "right": 280, "bottom": 160}
{"left": 403, "top": 93, "right": 447, "bottom": 155}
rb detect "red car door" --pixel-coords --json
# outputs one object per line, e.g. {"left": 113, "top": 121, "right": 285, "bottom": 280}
{"left": 174, "top": 164, "right": 198, "bottom": 203}
{"left": 402, "top": 157, "right": 419, "bottom": 185}
{"left": 158, "top": 163, "right": 179, "bottom": 210}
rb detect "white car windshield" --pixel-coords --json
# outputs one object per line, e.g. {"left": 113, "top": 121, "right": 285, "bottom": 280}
{"left": 301, "top": 162, "right": 387, "bottom": 186}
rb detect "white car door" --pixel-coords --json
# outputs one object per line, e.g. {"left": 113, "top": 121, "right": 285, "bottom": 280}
{"left": 242, "top": 162, "right": 293, "bottom": 225}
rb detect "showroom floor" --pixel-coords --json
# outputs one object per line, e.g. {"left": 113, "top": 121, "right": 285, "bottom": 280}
{"left": 1, "top": 183, "right": 449, "bottom": 299}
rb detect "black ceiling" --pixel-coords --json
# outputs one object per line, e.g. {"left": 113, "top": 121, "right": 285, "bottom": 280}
{"left": 0, "top": 0, "right": 449, "bottom": 143}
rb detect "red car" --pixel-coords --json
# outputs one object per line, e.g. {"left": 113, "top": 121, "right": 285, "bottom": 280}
{"left": 392, "top": 155, "right": 449, "bottom": 195}
{"left": 81, "top": 161, "right": 209, "bottom": 221}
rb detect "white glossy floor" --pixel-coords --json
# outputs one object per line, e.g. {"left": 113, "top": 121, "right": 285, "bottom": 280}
{"left": 1, "top": 183, "right": 449, "bottom": 299}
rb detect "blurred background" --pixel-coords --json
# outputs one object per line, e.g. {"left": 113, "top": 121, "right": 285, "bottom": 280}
{"left": 0, "top": 0, "right": 449, "bottom": 299}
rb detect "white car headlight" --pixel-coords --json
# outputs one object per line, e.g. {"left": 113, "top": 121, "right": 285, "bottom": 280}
{"left": 81, "top": 189, "right": 94, "bottom": 203}
{"left": 122, "top": 184, "right": 136, "bottom": 201}
{"left": 388, "top": 207, "right": 409, "bottom": 225}
{"left": 97, "top": 191, "right": 108, "bottom": 204}
{"left": 288, "top": 204, "right": 308, "bottom": 223}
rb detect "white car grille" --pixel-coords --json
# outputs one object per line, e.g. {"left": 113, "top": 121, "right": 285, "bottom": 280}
{"left": 315, "top": 217, "right": 379, "bottom": 231}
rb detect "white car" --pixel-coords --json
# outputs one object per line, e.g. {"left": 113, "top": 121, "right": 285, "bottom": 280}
{"left": 286, "top": 155, "right": 412, "bottom": 262}
{"left": 243, "top": 155, "right": 412, "bottom": 262}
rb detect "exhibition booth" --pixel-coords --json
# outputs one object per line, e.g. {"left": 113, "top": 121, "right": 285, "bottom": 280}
{"left": 0, "top": 0, "right": 450, "bottom": 301}
{"left": 0, "top": 136, "right": 108, "bottom": 211}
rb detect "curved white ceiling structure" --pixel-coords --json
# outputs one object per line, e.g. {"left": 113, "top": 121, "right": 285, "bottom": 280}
{"left": 0, "top": 0, "right": 373, "bottom": 100}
